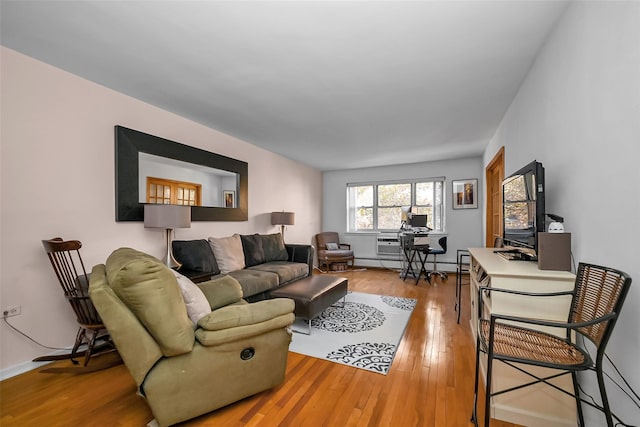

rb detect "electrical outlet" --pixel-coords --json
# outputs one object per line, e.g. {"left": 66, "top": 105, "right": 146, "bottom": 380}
{"left": 2, "top": 305, "right": 21, "bottom": 318}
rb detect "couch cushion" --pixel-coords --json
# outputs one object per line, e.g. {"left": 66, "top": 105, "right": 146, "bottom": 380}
{"left": 240, "top": 234, "right": 266, "bottom": 267}
{"left": 172, "top": 270, "right": 210, "bottom": 325}
{"left": 172, "top": 239, "right": 220, "bottom": 274}
{"left": 260, "top": 233, "right": 288, "bottom": 262}
{"left": 208, "top": 234, "right": 245, "bottom": 274}
{"left": 249, "top": 262, "right": 309, "bottom": 284}
{"left": 105, "top": 248, "right": 194, "bottom": 357}
{"left": 227, "top": 269, "right": 279, "bottom": 297}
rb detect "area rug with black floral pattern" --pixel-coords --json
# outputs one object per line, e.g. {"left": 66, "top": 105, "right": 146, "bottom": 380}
{"left": 288, "top": 291, "right": 416, "bottom": 375}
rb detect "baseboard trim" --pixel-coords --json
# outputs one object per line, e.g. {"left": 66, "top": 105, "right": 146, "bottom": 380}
{"left": 1, "top": 359, "right": 52, "bottom": 380}
{"left": 1, "top": 349, "right": 72, "bottom": 381}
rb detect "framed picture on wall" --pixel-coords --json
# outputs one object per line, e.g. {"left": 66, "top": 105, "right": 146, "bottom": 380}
{"left": 452, "top": 179, "right": 478, "bottom": 209}
{"left": 223, "top": 190, "right": 235, "bottom": 208}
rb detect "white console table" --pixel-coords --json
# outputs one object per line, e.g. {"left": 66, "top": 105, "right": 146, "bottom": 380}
{"left": 468, "top": 248, "right": 577, "bottom": 427}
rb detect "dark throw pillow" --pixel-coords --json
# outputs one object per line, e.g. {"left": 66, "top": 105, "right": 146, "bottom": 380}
{"left": 240, "top": 234, "right": 266, "bottom": 267}
{"left": 172, "top": 239, "right": 220, "bottom": 274}
{"left": 260, "top": 233, "right": 289, "bottom": 262}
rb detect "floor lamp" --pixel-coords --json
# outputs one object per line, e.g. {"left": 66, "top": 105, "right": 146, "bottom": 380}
{"left": 271, "top": 211, "right": 295, "bottom": 241}
{"left": 144, "top": 204, "right": 191, "bottom": 268}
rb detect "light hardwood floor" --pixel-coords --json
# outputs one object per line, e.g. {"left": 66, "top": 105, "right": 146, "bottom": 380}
{"left": 1, "top": 268, "right": 519, "bottom": 427}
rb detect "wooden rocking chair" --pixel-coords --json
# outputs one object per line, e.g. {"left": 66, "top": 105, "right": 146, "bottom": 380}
{"left": 35, "top": 238, "right": 120, "bottom": 373}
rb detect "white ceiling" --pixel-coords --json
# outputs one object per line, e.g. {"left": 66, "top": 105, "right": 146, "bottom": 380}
{"left": 0, "top": 1, "right": 568, "bottom": 171}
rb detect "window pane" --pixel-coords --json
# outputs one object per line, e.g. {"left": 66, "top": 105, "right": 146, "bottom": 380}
{"left": 379, "top": 207, "right": 402, "bottom": 229}
{"left": 435, "top": 181, "right": 443, "bottom": 231}
{"left": 356, "top": 186, "right": 373, "bottom": 206}
{"left": 356, "top": 207, "right": 373, "bottom": 230}
{"left": 378, "top": 184, "right": 411, "bottom": 207}
{"left": 416, "top": 182, "right": 433, "bottom": 206}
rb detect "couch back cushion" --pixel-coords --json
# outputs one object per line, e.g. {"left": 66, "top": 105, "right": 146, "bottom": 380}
{"left": 208, "top": 234, "right": 246, "bottom": 274}
{"left": 105, "top": 248, "right": 195, "bottom": 356}
{"left": 260, "top": 233, "right": 289, "bottom": 262}
{"left": 240, "top": 234, "right": 266, "bottom": 267}
{"left": 172, "top": 239, "right": 220, "bottom": 274}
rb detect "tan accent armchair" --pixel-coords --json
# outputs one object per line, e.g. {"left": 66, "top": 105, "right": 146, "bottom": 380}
{"left": 315, "top": 232, "right": 355, "bottom": 271}
{"left": 89, "top": 248, "right": 294, "bottom": 427}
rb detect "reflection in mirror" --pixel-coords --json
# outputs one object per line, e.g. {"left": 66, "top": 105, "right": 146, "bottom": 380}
{"left": 138, "top": 153, "right": 238, "bottom": 207}
{"left": 115, "top": 125, "right": 248, "bottom": 221}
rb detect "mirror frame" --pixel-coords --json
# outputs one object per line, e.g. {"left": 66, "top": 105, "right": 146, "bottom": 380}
{"left": 115, "top": 125, "right": 248, "bottom": 221}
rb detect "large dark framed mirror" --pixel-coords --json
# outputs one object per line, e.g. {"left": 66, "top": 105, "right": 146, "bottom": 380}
{"left": 115, "top": 125, "right": 248, "bottom": 221}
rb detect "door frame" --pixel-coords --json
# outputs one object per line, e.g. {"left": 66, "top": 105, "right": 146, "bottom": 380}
{"left": 485, "top": 147, "right": 505, "bottom": 247}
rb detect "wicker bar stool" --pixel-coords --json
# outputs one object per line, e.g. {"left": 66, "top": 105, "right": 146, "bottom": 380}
{"left": 472, "top": 262, "right": 632, "bottom": 427}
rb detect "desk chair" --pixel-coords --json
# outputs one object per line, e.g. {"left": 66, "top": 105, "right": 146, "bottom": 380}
{"left": 472, "top": 262, "right": 632, "bottom": 427}
{"left": 455, "top": 249, "right": 470, "bottom": 323}
{"left": 424, "top": 236, "right": 447, "bottom": 282}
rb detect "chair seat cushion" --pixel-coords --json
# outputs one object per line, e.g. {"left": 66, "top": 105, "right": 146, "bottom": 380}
{"left": 318, "top": 249, "right": 354, "bottom": 259}
{"left": 479, "top": 319, "right": 590, "bottom": 368}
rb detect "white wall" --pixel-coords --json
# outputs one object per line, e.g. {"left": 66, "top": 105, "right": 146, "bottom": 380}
{"left": 322, "top": 157, "right": 484, "bottom": 269}
{"left": 0, "top": 47, "right": 322, "bottom": 374}
{"left": 484, "top": 2, "right": 640, "bottom": 424}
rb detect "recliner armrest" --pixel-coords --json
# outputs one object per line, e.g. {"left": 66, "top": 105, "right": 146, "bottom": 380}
{"left": 285, "top": 244, "right": 314, "bottom": 277}
{"left": 197, "top": 275, "right": 244, "bottom": 310}
{"left": 195, "top": 298, "right": 295, "bottom": 346}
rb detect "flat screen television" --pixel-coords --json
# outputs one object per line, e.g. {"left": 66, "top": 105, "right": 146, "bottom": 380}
{"left": 502, "top": 160, "right": 545, "bottom": 259}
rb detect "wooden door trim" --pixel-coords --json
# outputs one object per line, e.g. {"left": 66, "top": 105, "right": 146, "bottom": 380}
{"left": 485, "top": 147, "right": 504, "bottom": 247}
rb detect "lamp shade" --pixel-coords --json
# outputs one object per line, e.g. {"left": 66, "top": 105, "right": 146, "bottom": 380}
{"left": 271, "top": 211, "right": 295, "bottom": 226}
{"left": 144, "top": 204, "right": 191, "bottom": 229}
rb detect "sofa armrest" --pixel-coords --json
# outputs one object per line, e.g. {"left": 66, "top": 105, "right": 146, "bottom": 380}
{"left": 285, "top": 244, "right": 314, "bottom": 276}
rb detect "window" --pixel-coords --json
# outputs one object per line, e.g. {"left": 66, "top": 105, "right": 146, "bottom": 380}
{"left": 147, "top": 177, "right": 201, "bottom": 206}
{"left": 348, "top": 178, "right": 445, "bottom": 232}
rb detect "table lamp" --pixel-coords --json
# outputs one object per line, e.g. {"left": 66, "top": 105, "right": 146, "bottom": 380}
{"left": 144, "top": 204, "right": 191, "bottom": 268}
{"left": 271, "top": 211, "right": 295, "bottom": 240}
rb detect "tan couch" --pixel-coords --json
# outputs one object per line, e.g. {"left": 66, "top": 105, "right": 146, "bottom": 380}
{"left": 89, "top": 247, "right": 295, "bottom": 426}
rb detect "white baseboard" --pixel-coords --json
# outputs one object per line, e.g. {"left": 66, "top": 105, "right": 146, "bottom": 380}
{"left": 0, "top": 349, "right": 70, "bottom": 381}
{"left": 1, "top": 359, "right": 52, "bottom": 380}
